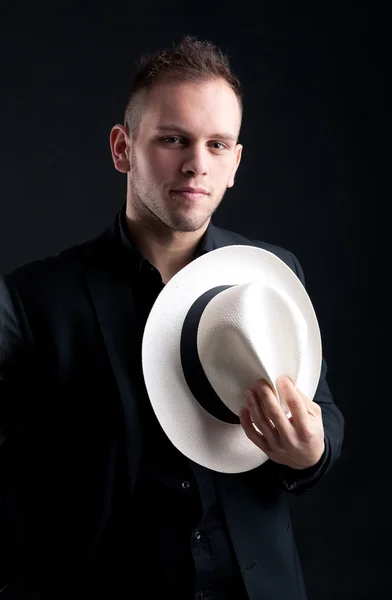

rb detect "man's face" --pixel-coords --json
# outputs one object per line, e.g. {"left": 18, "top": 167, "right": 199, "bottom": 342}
{"left": 127, "top": 78, "right": 243, "bottom": 232}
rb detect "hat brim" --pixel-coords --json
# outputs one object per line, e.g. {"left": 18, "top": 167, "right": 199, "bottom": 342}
{"left": 142, "top": 245, "right": 322, "bottom": 473}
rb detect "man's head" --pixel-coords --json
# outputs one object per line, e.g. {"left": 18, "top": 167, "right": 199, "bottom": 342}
{"left": 110, "top": 36, "right": 243, "bottom": 233}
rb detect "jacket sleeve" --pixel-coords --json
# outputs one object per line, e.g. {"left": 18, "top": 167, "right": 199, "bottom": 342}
{"left": 0, "top": 276, "right": 34, "bottom": 587}
{"left": 273, "top": 252, "right": 345, "bottom": 495}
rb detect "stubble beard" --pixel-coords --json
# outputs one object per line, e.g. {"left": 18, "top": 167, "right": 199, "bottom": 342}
{"left": 129, "top": 151, "right": 226, "bottom": 233}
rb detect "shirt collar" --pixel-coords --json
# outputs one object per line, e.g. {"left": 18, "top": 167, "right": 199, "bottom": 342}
{"left": 117, "top": 205, "right": 144, "bottom": 274}
{"left": 117, "top": 204, "right": 215, "bottom": 276}
{"left": 195, "top": 219, "right": 215, "bottom": 256}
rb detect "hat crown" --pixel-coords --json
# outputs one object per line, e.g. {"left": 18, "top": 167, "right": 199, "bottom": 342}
{"left": 197, "top": 281, "right": 308, "bottom": 416}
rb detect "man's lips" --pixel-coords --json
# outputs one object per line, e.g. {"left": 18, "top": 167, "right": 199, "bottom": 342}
{"left": 170, "top": 187, "right": 209, "bottom": 200}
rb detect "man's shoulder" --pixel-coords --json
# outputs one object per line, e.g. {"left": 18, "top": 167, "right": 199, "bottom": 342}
{"left": 4, "top": 239, "right": 91, "bottom": 277}
{"left": 1, "top": 228, "right": 109, "bottom": 295}
{"left": 211, "top": 223, "right": 300, "bottom": 274}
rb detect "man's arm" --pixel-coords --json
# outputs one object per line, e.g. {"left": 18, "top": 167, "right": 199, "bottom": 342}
{"left": 0, "top": 276, "right": 33, "bottom": 587}
{"left": 273, "top": 357, "right": 344, "bottom": 494}
{"left": 278, "top": 251, "right": 345, "bottom": 493}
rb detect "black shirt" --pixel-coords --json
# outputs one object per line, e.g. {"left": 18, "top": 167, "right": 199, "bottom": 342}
{"left": 101, "top": 207, "right": 248, "bottom": 600}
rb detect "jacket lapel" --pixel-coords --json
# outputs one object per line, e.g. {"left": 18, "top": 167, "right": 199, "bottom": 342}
{"left": 84, "top": 225, "right": 142, "bottom": 494}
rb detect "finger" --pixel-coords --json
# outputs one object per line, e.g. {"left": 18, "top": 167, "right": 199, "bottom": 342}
{"left": 245, "top": 388, "right": 278, "bottom": 446}
{"left": 275, "top": 376, "right": 320, "bottom": 444}
{"left": 239, "top": 407, "right": 271, "bottom": 453}
{"left": 297, "top": 388, "right": 322, "bottom": 417}
{"left": 276, "top": 376, "right": 309, "bottom": 425}
{"left": 253, "top": 380, "right": 292, "bottom": 439}
{"left": 260, "top": 376, "right": 320, "bottom": 450}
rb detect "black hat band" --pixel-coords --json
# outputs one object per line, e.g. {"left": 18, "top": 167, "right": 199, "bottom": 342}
{"left": 180, "top": 285, "right": 240, "bottom": 425}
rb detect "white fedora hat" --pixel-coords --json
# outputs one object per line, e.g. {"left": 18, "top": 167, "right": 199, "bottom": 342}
{"left": 142, "top": 244, "right": 322, "bottom": 474}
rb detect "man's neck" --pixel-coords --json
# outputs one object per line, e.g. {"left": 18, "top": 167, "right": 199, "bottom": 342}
{"left": 124, "top": 211, "right": 209, "bottom": 284}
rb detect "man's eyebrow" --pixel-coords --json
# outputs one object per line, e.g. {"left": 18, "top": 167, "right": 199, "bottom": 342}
{"left": 155, "top": 124, "right": 237, "bottom": 142}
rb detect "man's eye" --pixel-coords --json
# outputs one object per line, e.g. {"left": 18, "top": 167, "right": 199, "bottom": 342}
{"left": 210, "top": 142, "right": 225, "bottom": 150}
{"left": 162, "top": 136, "right": 182, "bottom": 144}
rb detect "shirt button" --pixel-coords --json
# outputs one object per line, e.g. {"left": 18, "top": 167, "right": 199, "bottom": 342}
{"left": 181, "top": 480, "right": 190, "bottom": 489}
{"left": 195, "top": 530, "right": 201, "bottom": 540}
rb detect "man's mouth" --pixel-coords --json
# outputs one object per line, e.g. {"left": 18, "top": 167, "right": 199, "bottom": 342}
{"left": 170, "top": 187, "right": 209, "bottom": 201}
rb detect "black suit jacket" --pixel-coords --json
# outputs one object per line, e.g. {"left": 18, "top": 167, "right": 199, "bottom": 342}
{"left": 0, "top": 214, "right": 344, "bottom": 599}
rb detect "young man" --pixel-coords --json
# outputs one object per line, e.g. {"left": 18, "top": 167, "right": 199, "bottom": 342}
{"left": 0, "top": 36, "right": 344, "bottom": 599}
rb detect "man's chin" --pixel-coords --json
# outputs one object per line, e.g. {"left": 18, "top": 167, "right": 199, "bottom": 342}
{"left": 167, "top": 218, "right": 210, "bottom": 233}
{"left": 163, "top": 211, "right": 211, "bottom": 233}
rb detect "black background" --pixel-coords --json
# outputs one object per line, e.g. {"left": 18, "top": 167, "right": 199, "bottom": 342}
{"left": 0, "top": 2, "right": 389, "bottom": 598}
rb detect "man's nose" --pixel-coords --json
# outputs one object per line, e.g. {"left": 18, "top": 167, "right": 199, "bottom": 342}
{"left": 181, "top": 146, "right": 208, "bottom": 177}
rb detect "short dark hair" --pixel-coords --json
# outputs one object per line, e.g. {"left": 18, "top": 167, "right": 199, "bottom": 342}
{"left": 124, "top": 35, "right": 243, "bottom": 139}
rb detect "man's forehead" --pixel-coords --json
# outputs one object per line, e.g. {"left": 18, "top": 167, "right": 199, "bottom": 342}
{"left": 141, "top": 80, "right": 241, "bottom": 135}
{"left": 147, "top": 79, "right": 239, "bottom": 112}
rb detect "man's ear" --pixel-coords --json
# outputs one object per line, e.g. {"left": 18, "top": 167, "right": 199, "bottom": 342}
{"left": 227, "top": 143, "right": 243, "bottom": 188}
{"left": 110, "top": 124, "right": 131, "bottom": 173}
